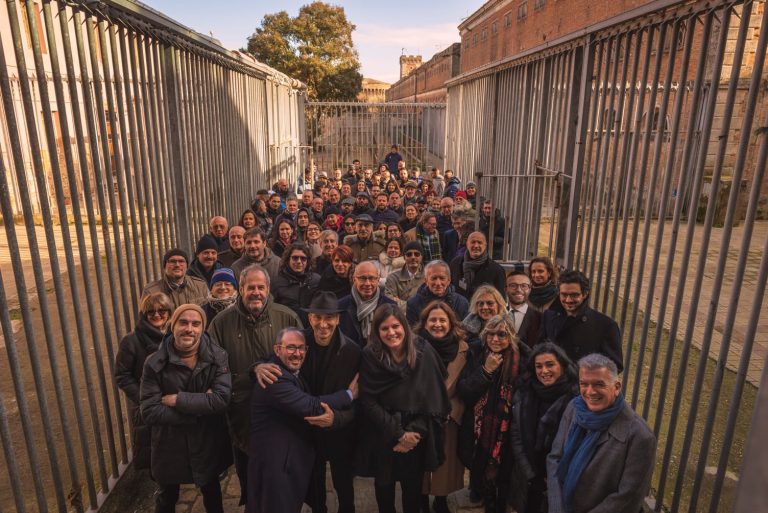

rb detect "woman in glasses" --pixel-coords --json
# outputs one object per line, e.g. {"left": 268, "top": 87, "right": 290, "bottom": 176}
{"left": 342, "top": 214, "right": 358, "bottom": 237}
{"left": 462, "top": 285, "right": 508, "bottom": 349}
{"left": 271, "top": 243, "right": 320, "bottom": 325}
{"left": 457, "top": 314, "right": 529, "bottom": 513}
{"left": 115, "top": 292, "right": 173, "bottom": 470}
{"left": 357, "top": 304, "right": 450, "bottom": 513}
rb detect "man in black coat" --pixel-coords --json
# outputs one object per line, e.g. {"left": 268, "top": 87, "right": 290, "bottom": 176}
{"left": 254, "top": 292, "right": 362, "bottom": 513}
{"left": 541, "top": 270, "right": 623, "bottom": 372}
{"left": 406, "top": 260, "right": 469, "bottom": 326}
{"left": 506, "top": 271, "right": 542, "bottom": 348}
{"left": 449, "top": 232, "right": 506, "bottom": 300}
{"left": 248, "top": 327, "right": 355, "bottom": 513}
{"left": 338, "top": 261, "right": 396, "bottom": 347}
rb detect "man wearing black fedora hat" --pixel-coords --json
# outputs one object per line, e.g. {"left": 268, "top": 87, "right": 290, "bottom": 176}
{"left": 254, "top": 291, "right": 361, "bottom": 513}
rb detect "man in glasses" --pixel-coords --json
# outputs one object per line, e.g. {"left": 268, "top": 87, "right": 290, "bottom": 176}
{"left": 248, "top": 326, "right": 356, "bottom": 513}
{"left": 505, "top": 271, "right": 542, "bottom": 348}
{"left": 541, "top": 270, "right": 623, "bottom": 372}
{"left": 338, "top": 261, "right": 396, "bottom": 347}
{"left": 271, "top": 244, "right": 320, "bottom": 325}
{"left": 207, "top": 265, "right": 302, "bottom": 508}
{"left": 142, "top": 248, "right": 208, "bottom": 310}
{"left": 385, "top": 241, "right": 425, "bottom": 310}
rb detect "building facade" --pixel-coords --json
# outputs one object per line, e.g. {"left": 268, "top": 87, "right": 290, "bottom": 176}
{"left": 386, "top": 44, "right": 461, "bottom": 103}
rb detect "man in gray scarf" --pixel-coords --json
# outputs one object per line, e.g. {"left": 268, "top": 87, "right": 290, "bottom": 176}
{"left": 337, "top": 261, "right": 396, "bottom": 347}
{"left": 449, "top": 231, "right": 506, "bottom": 300}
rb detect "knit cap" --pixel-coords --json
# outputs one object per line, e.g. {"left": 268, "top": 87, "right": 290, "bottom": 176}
{"left": 195, "top": 234, "right": 219, "bottom": 255}
{"left": 163, "top": 248, "right": 189, "bottom": 266}
{"left": 169, "top": 303, "right": 207, "bottom": 331}
{"left": 211, "top": 268, "right": 237, "bottom": 288}
{"left": 403, "top": 241, "right": 423, "bottom": 256}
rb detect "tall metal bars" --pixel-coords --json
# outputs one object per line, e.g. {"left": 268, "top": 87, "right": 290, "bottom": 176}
{"left": 305, "top": 102, "right": 447, "bottom": 174}
{"left": 444, "top": 0, "right": 768, "bottom": 511}
{"left": 0, "top": 1, "right": 305, "bottom": 512}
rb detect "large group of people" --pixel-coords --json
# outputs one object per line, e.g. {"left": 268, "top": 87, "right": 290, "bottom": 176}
{"left": 116, "top": 154, "right": 656, "bottom": 513}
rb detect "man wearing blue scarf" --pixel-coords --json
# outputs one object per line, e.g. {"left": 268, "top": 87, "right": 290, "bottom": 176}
{"left": 547, "top": 354, "right": 656, "bottom": 513}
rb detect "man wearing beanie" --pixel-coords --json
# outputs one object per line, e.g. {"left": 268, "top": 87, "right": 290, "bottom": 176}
{"left": 384, "top": 240, "right": 425, "bottom": 310}
{"left": 202, "top": 268, "right": 238, "bottom": 327}
{"left": 188, "top": 235, "right": 223, "bottom": 287}
{"left": 140, "top": 303, "right": 232, "bottom": 513}
{"left": 142, "top": 248, "right": 209, "bottom": 310}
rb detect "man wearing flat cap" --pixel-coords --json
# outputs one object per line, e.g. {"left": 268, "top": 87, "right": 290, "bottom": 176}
{"left": 254, "top": 292, "right": 361, "bottom": 513}
{"left": 347, "top": 214, "right": 386, "bottom": 263}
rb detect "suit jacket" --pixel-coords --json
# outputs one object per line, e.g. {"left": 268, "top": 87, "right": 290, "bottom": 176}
{"left": 512, "top": 306, "right": 542, "bottom": 348}
{"left": 247, "top": 356, "right": 352, "bottom": 513}
{"left": 541, "top": 305, "right": 623, "bottom": 372}
{"left": 547, "top": 401, "right": 656, "bottom": 513}
{"left": 338, "top": 292, "right": 397, "bottom": 347}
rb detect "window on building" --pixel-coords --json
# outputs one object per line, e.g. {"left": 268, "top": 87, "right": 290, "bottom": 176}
{"left": 465, "top": 38, "right": 470, "bottom": 49}
{"left": 492, "top": 22, "right": 498, "bottom": 34}
{"left": 481, "top": 28, "right": 487, "bottom": 41}
{"left": 504, "top": 12, "right": 512, "bottom": 27}
{"left": 534, "top": 0, "right": 546, "bottom": 10}
{"left": 518, "top": 1, "right": 528, "bottom": 21}
{"left": 473, "top": 33, "right": 479, "bottom": 45}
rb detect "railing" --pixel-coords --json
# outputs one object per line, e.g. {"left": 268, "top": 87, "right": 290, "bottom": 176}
{"left": 445, "top": 0, "right": 768, "bottom": 511}
{"left": 0, "top": 1, "right": 305, "bottom": 511}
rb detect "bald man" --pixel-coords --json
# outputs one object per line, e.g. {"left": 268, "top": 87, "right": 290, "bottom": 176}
{"left": 337, "top": 261, "right": 396, "bottom": 347}
{"left": 209, "top": 216, "right": 230, "bottom": 252}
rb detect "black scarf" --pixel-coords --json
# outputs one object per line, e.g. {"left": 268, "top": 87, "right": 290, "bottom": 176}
{"left": 302, "top": 330, "right": 341, "bottom": 395}
{"left": 418, "top": 330, "right": 459, "bottom": 367}
{"left": 135, "top": 317, "right": 164, "bottom": 352}
{"left": 529, "top": 281, "right": 557, "bottom": 308}
{"left": 521, "top": 375, "right": 576, "bottom": 459}
{"left": 462, "top": 251, "right": 489, "bottom": 287}
{"left": 282, "top": 265, "right": 308, "bottom": 284}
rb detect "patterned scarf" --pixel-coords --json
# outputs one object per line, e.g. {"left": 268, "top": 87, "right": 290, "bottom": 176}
{"left": 416, "top": 223, "right": 442, "bottom": 261}
{"left": 351, "top": 285, "right": 380, "bottom": 339}
{"left": 473, "top": 349, "right": 520, "bottom": 479}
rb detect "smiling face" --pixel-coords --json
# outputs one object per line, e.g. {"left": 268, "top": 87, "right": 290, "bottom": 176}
{"left": 321, "top": 235, "right": 338, "bottom": 256}
{"left": 240, "top": 269, "right": 269, "bottom": 314}
{"left": 476, "top": 293, "right": 500, "bottom": 321}
{"left": 309, "top": 313, "right": 339, "bottom": 345}
{"left": 425, "top": 265, "right": 450, "bottom": 297}
{"left": 386, "top": 240, "right": 401, "bottom": 259}
{"left": 329, "top": 189, "right": 340, "bottom": 203}
{"left": 535, "top": 352, "right": 563, "bottom": 387}
{"left": 274, "top": 330, "right": 307, "bottom": 372}
{"left": 425, "top": 307, "right": 450, "bottom": 339}
{"left": 560, "top": 282, "right": 587, "bottom": 315}
{"left": 145, "top": 304, "right": 170, "bottom": 329}
{"left": 379, "top": 315, "right": 405, "bottom": 355}
{"left": 278, "top": 222, "right": 293, "bottom": 241}
{"left": 164, "top": 255, "right": 187, "bottom": 282}
{"left": 332, "top": 256, "right": 352, "bottom": 276}
{"left": 288, "top": 249, "right": 309, "bottom": 273}
{"left": 240, "top": 213, "right": 256, "bottom": 229}
{"left": 198, "top": 249, "right": 218, "bottom": 270}
{"left": 211, "top": 280, "right": 236, "bottom": 299}
{"left": 229, "top": 226, "right": 245, "bottom": 251}
{"left": 353, "top": 261, "right": 380, "bottom": 300}
{"left": 579, "top": 366, "right": 621, "bottom": 412}
{"left": 172, "top": 309, "right": 204, "bottom": 348}
{"left": 467, "top": 232, "right": 487, "bottom": 259}
{"left": 506, "top": 274, "right": 531, "bottom": 306}
{"left": 529, "top": 262, "right": 551, "bottom": 286}
{"left": 405, "top": 205, "right": 417, "bottom": 220}
{"left": 485, "top": 326, "right": 511, "bottom": 353}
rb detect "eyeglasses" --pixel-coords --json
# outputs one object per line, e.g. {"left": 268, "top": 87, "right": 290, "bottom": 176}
{"left": 507, "top": 283, "right": 531, "bottom": 291}
{"left": 166, "top": 258, "right": 186, "bottom": 266}
{"left": 345, "top": 221, "right": 355, "bottom": 226}
{"left": 290, "top": 255, "right": 308, "bottom": 262}
{"left": 405, "top": 251, "right": 421, "bottom": 257}
{"left": 147, "top": 309, "right": 170, "bottom": 317}
{"left": 281, "top": 344, "right": 307, "bottom": 354}
{"left": 486, "top": 330, "right": 510, "bottom": 339}
{"left": 560, "top": 292, "right": 583, "bottom": 300}
{"left": 477, "top": 300, "right": 498, "bottom": 307}
{"left": 355, "top": 275, "right": 379, "bottom": 283}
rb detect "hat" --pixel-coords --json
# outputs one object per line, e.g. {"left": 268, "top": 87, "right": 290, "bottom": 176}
{"left": 341, "top": 197, "right": 356, "bottom": 206}
{"left": 318, "top": 171, "right": 328, "bottom": 178}
{"left": 466, "top": 181, "right": 477, "bottom": 188}
{"left": 325, "top": 205, "right": 340, "bottom": 216}
{"left": 404, "top": 180, "right": 417, "bottom": 188}
{"left": 256, "top": 189, "right": 269, "bottom": 195}
{"left": 416, "top": 196, "right": 428, "bottom": 204}
{"left": 455, "top": 190, "right": 468, "bottom": 200}
{"left": 211, "top": 268, "right": 237, "bottom": 288}
{"left": 169, "top": 303, "right": 206, "bottom": 331}
{"left": 302, "top": 291, "right": 344, "bottom": 314}
{"left": 195, "top": 234, "right": 219, "bottom": 255}
{"left": 356, "top": 191, "right": 369, "bottom": 198}
{"left": 163, "top": 248, "right": 188, "bottom": 266}
{"left": 355, "top": 214, "right": 374, "bottom": 224}
{"left": 403, "top": 241, "right": 423, "bottom": 256}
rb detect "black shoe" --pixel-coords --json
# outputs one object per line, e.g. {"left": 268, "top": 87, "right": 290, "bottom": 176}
{"left": 432, "top": 495, "right": 450, "bottom": 513}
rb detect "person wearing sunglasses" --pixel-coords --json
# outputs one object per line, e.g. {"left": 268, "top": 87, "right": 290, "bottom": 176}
{"left": 385, "top": 241, "right": 425, "bottom": 311}
{"left": 457, "top": 314, "right": 529, "bottom": 512}
{"left": 115, "top": 291, "right": 174, "bottom": 470}
{"left": 272, "top": 243, "right": 320, "bottom": 326}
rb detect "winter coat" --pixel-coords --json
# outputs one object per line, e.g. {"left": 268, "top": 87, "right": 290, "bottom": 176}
{"left": 271, "top": 267, "right": 321, "bottom": 325}
{"left": 406, "top": 283, "right": 470, "bottom": 326}
{"left": 337, "top": 291, "right": 397, "bottom": 347}
{"left": 139, "top": 335, "right": 232, "bottom": 485}
{"left": 247, "top": 355, "right": 352, "bottom": 513}
{"left": 207, "top": 299, "right": 302, "bottom": 452}
{"left": 372, "top": 208, "right": 401, "bottom": 224}
{"left": 141, "top": 276, "right": 209, "bottom": 310}
{"left": 231, "top": 249, "right": 280, "bottom": 283}
{"left": 432, "top": 176, "right": 446, "bottom": 197}
{"left": 217, "top": 248, "right": 244, "bottom": 268}
{"left": 347, "top": 235, "right": 386, "bottom": 263}
{"left": 449, "top": 254, "right": 507, "bottom": 300}
{"left": 187, "top": 258, "right": 223, "bottom": 287}
{"left": 317, "top": 265, "right": 352, "bottom": 299}
{"left": 443, "top": 177, "right": 461, "bottom": 198}
{"left": 384, "top": 266, "right": 425, "bottom": 311}
{"left": 377, "top": 251, "right": 405, "bottom": 286}
{"left": 115, "top": 318, "right": 164, "bottom": 469}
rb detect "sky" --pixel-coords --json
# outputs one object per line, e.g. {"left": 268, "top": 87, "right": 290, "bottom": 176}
{"left": 145, "top": 0, "right": 484, "bottom": 83}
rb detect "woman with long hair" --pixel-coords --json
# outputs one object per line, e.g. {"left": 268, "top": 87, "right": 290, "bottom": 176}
{"left": 462, "top": 285, "right": 508, "bottom": 348}
{"left": 457, "top": 314, "right": 529, "bottom": 513}
{"left": 528, "top": 256, "right": 560, "bottom": 312}
{"left": 295, "top": 208, "right": 311, "bottom": 241}
{"left": 269, "top": 219, "right": 296, "bottom": 258}
{"left": 318, "top": 244, "right": 355, "bottom": 299}
{"left": 508, "top": 343, "right": 577, "bottom": 513}
{"left": 378, "top": 238, "right": 405, "bottom": 286}
{"left": 399, "top": 204, "right": 419, "bottom": 233}
{"left": 416, "top": 302, "right": 469, "bottom": 513}
{"left": 304, "top": 221, "right": 323, "bottom": 260}
{"left": 358, "top": 304, "right": 450, "bottom": 513}
{"left": 238, "top": 209, "right": 257, "bottom": 230}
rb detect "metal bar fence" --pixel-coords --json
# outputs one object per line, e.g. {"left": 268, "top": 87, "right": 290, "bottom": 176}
{"left": 444, "top": 0, "right": 768, "bottom": 511}
{"left": 0, "top": 1, "right": 306, "bottom": 511}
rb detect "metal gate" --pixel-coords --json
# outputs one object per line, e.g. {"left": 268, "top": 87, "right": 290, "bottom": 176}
{"left": 446, "top": 0, "right": 768, "bottom": 511}
{"left": 305, "top": 102, "right": 446, "bottom": 173}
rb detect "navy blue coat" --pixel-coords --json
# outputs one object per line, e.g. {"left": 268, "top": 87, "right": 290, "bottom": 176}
{"left": 247, "top": 356, "right": 352, "bottom": 513}
{"left": 406, "top": 283, "right": 469, "bottom": 326}
{"left": 338, "top": 292, "right": 397, "bottom": 347}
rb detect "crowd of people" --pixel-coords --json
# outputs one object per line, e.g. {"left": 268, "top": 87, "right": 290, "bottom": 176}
{"left": 116, "top": 152, "right": 656, "bottom": 513}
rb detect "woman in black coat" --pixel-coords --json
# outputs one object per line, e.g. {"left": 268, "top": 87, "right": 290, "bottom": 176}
{"left": 271, "top": 243, "right": 320, "bottom": 324}
{"left": 317, "top": 244, "right": 354, "bottom": 299}
{"left": 457, "top": 314, "right": 529, "bottom": 513}
{"left": 508, "top": 342, "right": 577, "bottom": 513}
{"left": 357, "top": 304, "right": 450, "bottom": 513}
{"left": 140, "top": 304, "right": 232, "bottom": 513}
{"left": 115, "top": 292, "right": 173, "bottom": 469}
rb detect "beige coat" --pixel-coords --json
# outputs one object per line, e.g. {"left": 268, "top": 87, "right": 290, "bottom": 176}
{"left": 384, "top": 267, "right": 424, "bottom": 310}
{"left": 141, "top": 275, "right": 208, "bottom": 310}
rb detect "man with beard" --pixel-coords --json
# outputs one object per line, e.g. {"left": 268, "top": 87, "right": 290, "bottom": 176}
{"left": 142, "top": 248, "right": 209, "bottom": 309}
{"left": 231, "top": 228, "right": 280, "bottom": 283}
{"left": 505, "top": 271, "right": 542, "bottom": 348}
{"left": 372, "top": 192, "right": 400, "bottom": 224}
{"left": 347, "top": 214, "right": 386, "bottom": 263}
{"left": 436, "top": 197, "right": 454, "bottom": 233}
{"left": 541, "top": 271, "right": 623, "bottom": 372}
{"left": 404, "top": 212, "right": 442, "bottom": 263}
{"left": 187, "top": 235, "right": 223, "bottom": 287}
{"left": 384, "top": 241, "right": 425, "bottom": 311}
{"left": 207, "top": 265, "right": 302, "bottom": 507}
{"left": 441, "top": 212, "right": 470, "bottom": 264}
{"left": 266, "top": 193, "right": 284, "bottom": 221}
{"left": 406, "top": 260, "right": 469, "bottom": 326}
{"left": 338, "top": 261, "right": 396, "bottom": 347}
{"left": 528, "top": 256, "right": 560, "bottom": 312}
{"left": 253, "top": 292, "right": 361, "bottom": 513}
{"left": 449, "top": 232, "right": 506, "bottom": 300}
{"left": 217, "top": 226, "right": 245, "bottom": 267}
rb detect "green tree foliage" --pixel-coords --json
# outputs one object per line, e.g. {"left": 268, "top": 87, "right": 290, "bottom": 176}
{"left": 246, "top": 2, "right": 363, "bottom": 101}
